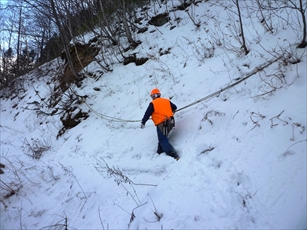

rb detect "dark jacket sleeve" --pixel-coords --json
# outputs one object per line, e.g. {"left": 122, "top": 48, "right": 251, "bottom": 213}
{"left": 170, "top": 101, "right": 177, "bottom": 112}
{"left": 141, "top": 102, "right": 154, "bottom": 125}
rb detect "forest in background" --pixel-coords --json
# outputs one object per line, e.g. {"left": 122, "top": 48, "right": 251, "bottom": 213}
{"left": 0, "top": 0, "right": 306, "bottom": 91}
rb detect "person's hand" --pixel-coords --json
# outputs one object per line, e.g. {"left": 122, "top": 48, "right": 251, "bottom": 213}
{"left": 141, "top": 123, "right": 145, "bottom": 129}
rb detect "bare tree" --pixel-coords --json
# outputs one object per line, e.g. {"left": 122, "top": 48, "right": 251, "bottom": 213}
{"left": 233, "top": 0, "right": 249, "bottom": 55}
{"left": 96, "top": 0, "right": 119, "bottom": 46}
{"left": 16, "top": 7, "right": 22, "bottom": 76}
{"left": 117, "top": 0, "right": 140, "bottom": 48}
{"left": 257, "top": 0, "right": 307, "bottom": 48}
{"left": 291, "top": 0, "right": 307, "bottom": 48}
{"left": 213, "top": 0, "right": 250, "bottom": 56}
{"left": 0, "top": 1, "right": 28, "bottom": 85}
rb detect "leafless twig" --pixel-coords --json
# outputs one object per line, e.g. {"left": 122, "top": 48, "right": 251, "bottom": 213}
{"left": 291, "top": 122, "right": 305, "bottom": 141}
{"left": 249, "top": 111, "right": 265, "bottom": 130}
{"left": 269, "top": 110, "right": 288, "bottom": 128}
{"left": 202, "top": 110, "right": 225, "bottom": 125}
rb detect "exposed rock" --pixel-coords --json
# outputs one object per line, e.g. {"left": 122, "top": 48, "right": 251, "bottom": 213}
{"left": 57, "top": 107, "right": 89, "bottom": 138}
{"left": 123, "top": 54, "right": 149, "bottom": 66}
{"left": 138, "top": 27, "right": 148, "bottom": 34}
{"left": 60, "top": 43, "right": 99, "bottom": 90}
{"left": 148, "top": 13, "right": 170, "bottom": 27}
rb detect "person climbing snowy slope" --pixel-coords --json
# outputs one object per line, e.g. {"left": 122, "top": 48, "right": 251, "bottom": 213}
{"left": 141, "top": 88, "right": 179, "bottom": 160}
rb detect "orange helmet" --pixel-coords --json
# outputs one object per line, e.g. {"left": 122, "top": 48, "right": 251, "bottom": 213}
{"left": 150, "top": 88, "right": 161, "bottom": 99}
{"left": 150, "top": 88, "right": 160, "bottom": 96}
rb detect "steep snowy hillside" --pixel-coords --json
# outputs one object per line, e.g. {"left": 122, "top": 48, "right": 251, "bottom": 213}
{"left": 1, "top": 1, "right": 306, "bottom": 229}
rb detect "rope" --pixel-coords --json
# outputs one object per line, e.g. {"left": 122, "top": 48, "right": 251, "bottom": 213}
{"left": 82, "top": 56, "right": 282, "bottom": 122}
{"left": 82, "top": 98, "right": 141, "bottom": 122}
{"left": 175, "top": 55, "right": 283, "bottom": 112}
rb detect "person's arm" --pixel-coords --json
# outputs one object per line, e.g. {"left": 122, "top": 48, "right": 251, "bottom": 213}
{"left": 141, "top": 102, "right": 154, "bottom": 125}
{"left": 170, "top": 101, "right": 177, "bottom": 113}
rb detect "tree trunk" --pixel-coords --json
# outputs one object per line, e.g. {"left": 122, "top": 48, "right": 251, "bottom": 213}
{"left": 235, "top": 0, "right": 249, "bottom": 55}
{"left": 120, "top": 0, "right": 139, "bottom": 48}
{"left": 297, "top": 0, "right": 307, "bottom": 48}
{"left": 16, "top": 7, "right": 22, "bottom": 77}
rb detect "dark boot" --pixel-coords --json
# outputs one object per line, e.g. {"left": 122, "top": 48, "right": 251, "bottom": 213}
{"left": 166, "top": 150, "right": 179, "bottom": 160}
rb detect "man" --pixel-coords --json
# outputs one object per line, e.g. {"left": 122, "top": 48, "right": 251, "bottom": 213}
{"left": 141, "top": 88, "right": 179, "bottom": 160}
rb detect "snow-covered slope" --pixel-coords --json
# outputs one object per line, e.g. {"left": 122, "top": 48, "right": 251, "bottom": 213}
{"left": 1, "top": 1, "right": 306, "bottom": 229}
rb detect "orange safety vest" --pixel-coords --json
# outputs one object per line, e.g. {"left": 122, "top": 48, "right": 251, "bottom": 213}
{"left": 151, "top": 98, "right": 174, "bottom": 125}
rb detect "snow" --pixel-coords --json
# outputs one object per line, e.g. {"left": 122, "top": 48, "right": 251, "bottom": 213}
{"left": 1, "top": 1, "right": 306, "bottom": 229}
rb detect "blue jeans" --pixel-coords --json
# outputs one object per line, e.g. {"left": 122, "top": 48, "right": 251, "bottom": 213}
{"left": 156, "top": 126, "right": 177, "bottom": 158}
